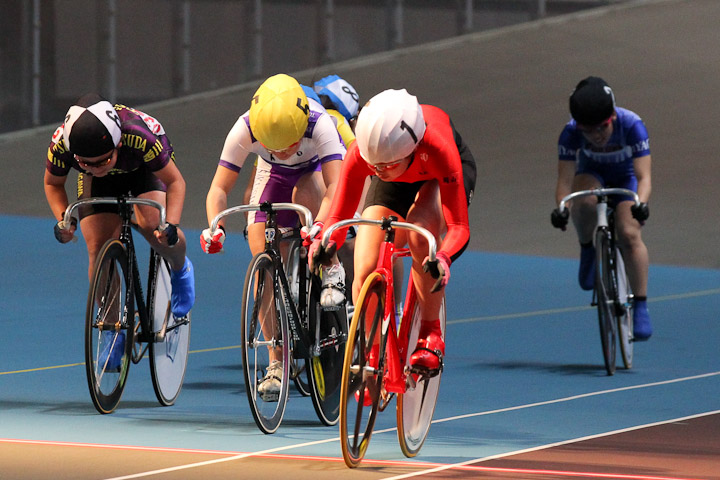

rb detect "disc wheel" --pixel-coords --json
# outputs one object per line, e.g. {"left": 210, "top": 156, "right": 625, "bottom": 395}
{"left": 85, "top": 240, "right": 134, "bottom": 414}
{"left": 149, "top": 256, "right": 191, "bottom": 406}
{"left": 397, "top": 289, "right": 445, "bottom": 457}
{"left": 595, "top": 231, "right": 617, "bottom": 375}
{"left": 339, "top": 272, "right": 386, "bottom": 468}
{"left": 307, "top": 275, "right": 348, "bottom": 426}
{"left": 241, "top": 253, "right": 290, "bottom": 434}
{"left": 615, "top": 249, "right": 634, "bottom": 369}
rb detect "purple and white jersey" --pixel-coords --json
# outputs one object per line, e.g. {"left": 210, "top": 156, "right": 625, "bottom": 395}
{"left": 558, "top": 107, "right": 650, "bottom": 178}
{"left": 218, "top": 98, "right": 345, "bottom": 174}
{"left": 46, "top": 104, "right": 174, "bottom": 177}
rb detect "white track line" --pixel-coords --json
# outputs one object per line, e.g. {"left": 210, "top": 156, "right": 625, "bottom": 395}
{"left": 100, "top": 371, "right": 720, "bottom": 479}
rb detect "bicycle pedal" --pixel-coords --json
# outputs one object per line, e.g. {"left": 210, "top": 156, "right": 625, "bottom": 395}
{"left": 258, "top": 391, "right": 280, "bottom": 402}
{"left": 321, "top": 304, "right": 343, "bottom": 312}
{"left": 409, "top": 364, "right": 443, "bottom": 379}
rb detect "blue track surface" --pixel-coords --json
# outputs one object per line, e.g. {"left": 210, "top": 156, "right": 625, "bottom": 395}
{"left": 2, "top": 214, "right": 720, "bottom": 466}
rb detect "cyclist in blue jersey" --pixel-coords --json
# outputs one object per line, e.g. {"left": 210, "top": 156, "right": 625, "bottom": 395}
{"left": 551, "top": 77, "right": 652, "bottom": 340}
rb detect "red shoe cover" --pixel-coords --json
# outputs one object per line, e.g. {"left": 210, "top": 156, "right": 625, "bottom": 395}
{"left": 410, "top": 320, "right": 445, "bottom": 371}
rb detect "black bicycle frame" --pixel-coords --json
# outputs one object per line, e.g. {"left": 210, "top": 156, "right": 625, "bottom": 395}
{"left": 115, "top": 197, "right": 153, "bottom": 343}
{"left": 260, "top": 202, "right": 312, "bottom": 357}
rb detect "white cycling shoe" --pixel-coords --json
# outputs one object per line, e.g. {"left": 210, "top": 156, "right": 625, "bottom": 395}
{"left": 320, "top": 263, "right": 346, "bottom": 310}
{"left": 258, "top": 360, "right": 282, "bottom": 402}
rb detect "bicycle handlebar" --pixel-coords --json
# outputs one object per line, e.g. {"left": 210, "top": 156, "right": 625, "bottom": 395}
{"left": 321, "top": 218, "right": 437, "bottom": 262}
{"left": 210, "top": 202, "right": 313, "bottom": 234}
{"left": 60, "top": 197, "right": 168, "bottom": 232}
{"left": 558, "top": 188, "right": 640, "bottom": 212}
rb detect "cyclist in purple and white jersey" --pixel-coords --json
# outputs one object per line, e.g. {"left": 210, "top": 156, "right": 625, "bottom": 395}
{"left": 551, "top": 76, "right": 653, "bottom": 340}
{"left": 45, "top": 93, "right": 195, "bottom": 366}
{"left": 202, "top": 74, "right": 347, "bottom": 400}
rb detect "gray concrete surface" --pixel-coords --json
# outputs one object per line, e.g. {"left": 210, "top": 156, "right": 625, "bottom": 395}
{"left": 1, "top": 0, "right": 717, "bottom": 268}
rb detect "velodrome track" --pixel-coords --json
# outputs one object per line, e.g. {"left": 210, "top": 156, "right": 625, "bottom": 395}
{"left": 1, "top": 0, "right": 719, "bottom": 478}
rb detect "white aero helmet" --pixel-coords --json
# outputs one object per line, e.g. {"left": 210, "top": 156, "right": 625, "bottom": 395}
{"left": 355, "top": 89, "right": 425, "bottom": 165}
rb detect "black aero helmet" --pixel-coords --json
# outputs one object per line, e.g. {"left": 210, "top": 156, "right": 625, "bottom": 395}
{"left": 569, "top": 76, "right": 616, "bottom": 126}
{"left": 63, "top": 93, "right": 122, "bottom": 157}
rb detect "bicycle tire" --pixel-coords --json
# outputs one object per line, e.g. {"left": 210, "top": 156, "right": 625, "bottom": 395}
{"left": 85, "top": 239, "right": 134, "bottom": 414}
{"left": 339, "top": 271, "right": 386, "bottom": 468}
{"left": 615, "top": 249, "right": 634, "bottom": 369}
{"left": 595, "top": 230, "right": 617, "bottom": 375}
{"left": 307, "top": 275, "right": 348, "bottom": 426}
{"left": 149, "top": 256, "right": 191, "bottom": 406}
{"left": 397, "top": 287, "right": 445, "bottom": 457}
{"left": 284, "top": 239, "right": 311, "bottom": 397}
{"left": 241, "top": 252, "right": 290, "bottom": 434}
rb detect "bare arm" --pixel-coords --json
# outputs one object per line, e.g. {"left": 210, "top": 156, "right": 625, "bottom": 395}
{"left": 315, "top": 159, "right": 343, "bottom": 223}
{"left": 633, "top": 154, "right": 652, "bottom": 203}
{"left": 206, "top": 164, "right": 240, "bottom": 227}
{"left": 153, "top": 161, "right": 186, "bottom": 226}
{"left": 555, "top": 160, "right": 576, "bottom": 206}
{"left": 44, "top": 169, "right": 70, "bottom": 221}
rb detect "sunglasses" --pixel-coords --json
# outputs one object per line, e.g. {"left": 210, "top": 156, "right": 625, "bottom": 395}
{"left": 365, "top": 157, "right": 408, "bottom": 173}
{"left": 266, "top": 141, "right": 300, "bottom": 155}
{"left": 75, "top": 150, "right": 115, "bottom": 168}
{"left": 576, "top": 117, "right": 613, "bottom": 134}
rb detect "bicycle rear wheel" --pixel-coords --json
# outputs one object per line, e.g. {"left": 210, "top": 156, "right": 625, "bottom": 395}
{"left": 307, "top": 275, "right": 348, "bottom": 426}
{"left": 595, "top": 230, "right": 617, "bottom": 375}
{"left": 149, "top": 255, "right": 191, "bottom": 406}
{"left": 339, "top": 271, "right": 386, "bottom": 468}
{"left": 241, "top": 253, "right": 290, "bottom": 434}
{"left": 284, "top": 239, "right": 311, "bottom": 397}
{"left": 615, "top": 249, "right": 634, "bottom": 369}
{"left": 85, "top": 240, "right": 134, "bottom": 414}
{"left": 397, "top": 288, "right": 445, "bottom": 457}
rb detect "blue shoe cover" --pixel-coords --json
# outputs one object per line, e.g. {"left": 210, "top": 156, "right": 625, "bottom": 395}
{"left": 170, "top": 257, "right": 195, "bottom": 317}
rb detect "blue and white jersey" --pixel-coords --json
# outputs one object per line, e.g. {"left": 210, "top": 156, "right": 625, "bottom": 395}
{"left": 558, "top": 107, "right": 650, "bottom": 178}
{"left": 218, "top": 97, "right": 345, "bottom": 174}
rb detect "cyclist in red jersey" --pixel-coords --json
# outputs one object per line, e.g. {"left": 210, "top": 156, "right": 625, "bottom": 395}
{"left": 311, "top": 88, "right": 476, "bottom": 371}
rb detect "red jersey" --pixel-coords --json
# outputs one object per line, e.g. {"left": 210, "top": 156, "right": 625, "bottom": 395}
{"left": 325, "top": 104, "right": 470, "bottom": 260}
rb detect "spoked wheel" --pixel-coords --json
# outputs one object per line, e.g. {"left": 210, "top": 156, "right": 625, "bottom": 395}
{"left": 149, "top": 256, "right": 191, "bottom": 406}
{"left": 397, "top": 286, "right": 445, "bottom": 457}
{"left": 615, "top": 249, "right": 634, "bottom": 369}
{"left": 339, "top": 272, "right": 385, "bottom": 468}
{"left": 241, "top": 253, "right": 290, "bottom": 434}
{"left": 85, "top": 240, "right": 134, "bottom": 414}
{"left": 285, "top": 239, "right": 311, "bottom": 397}
{"left": 595, "top": 231, "right": 617, "bottom": 375}
{"left": 307, "top": 275, "right": 348, "bottom": 426}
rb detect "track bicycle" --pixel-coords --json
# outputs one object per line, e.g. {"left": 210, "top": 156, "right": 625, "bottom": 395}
{"left": 60, "top": 196, "right": 191, "bottom": 414}
{"left": 209, "top": 202, "right": 348, "bottom": 434}
{"left": 322, "top": 217, "right": 445, "bottom": 468}
{"left": 558, "top": 187, "right": 640, "bottom": 375}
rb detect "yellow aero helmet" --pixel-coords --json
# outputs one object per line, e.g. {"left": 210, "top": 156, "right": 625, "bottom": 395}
{"left": 249, "top": 74, "right": 309, "bottom": 151}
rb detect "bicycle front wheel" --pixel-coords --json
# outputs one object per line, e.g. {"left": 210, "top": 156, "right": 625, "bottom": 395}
{"left": 85, "top": 240, "right": 134, "bottom": 414}
{"left": 397, "top": 290, "right": 446, "bottom": 457}
{"left": 149, "top": 256, "right": 191, "bottom": 406}
{"left": 595, "top": 230, "right": 617, "bottom": 375}
{"left": 615, "top": 249, "right": 634, "bottom": 369}
{"left": 307, "top": 275, "right": 348, "bottom": 426}
{"left": 339, "top": 271, "right": 386, "bottom": 468}
{"left": 241, "top": 253, "right": 290, "bottom": 434}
